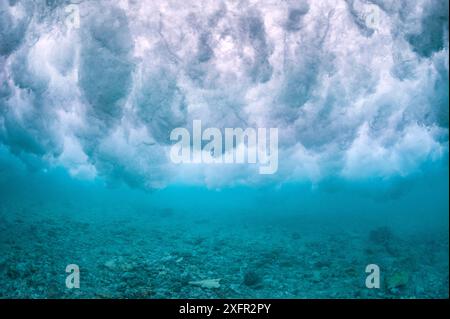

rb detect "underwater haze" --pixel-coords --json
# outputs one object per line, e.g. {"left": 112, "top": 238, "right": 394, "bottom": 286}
{"left": 0, "top": 0, "right": 449, "bottom": 298}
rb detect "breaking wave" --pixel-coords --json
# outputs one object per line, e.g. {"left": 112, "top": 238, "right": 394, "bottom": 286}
{"left": 0, "top": 0, "right": 448, "bottom": 189}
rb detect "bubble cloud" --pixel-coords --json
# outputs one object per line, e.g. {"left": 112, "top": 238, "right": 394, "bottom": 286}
{"left": 0, "top": 0, "right": 448, "bottom": 189}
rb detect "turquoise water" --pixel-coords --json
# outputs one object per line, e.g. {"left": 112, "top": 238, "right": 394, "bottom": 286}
{"left": 0, "top": 147, "right": 448, "bottom": 298}
{"left": 0, "top": 0, "right": 449, "bottom": 299}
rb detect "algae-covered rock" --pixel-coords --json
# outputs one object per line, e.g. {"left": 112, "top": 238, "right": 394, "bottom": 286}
{"left": 243, "top": 270, "right": 263, "bottom": 287}
{"left": 369, "top": 226, "right": 394, "bottom": 245}
{"left": 386, "top": 271, "right": 409, "bottom": 291}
